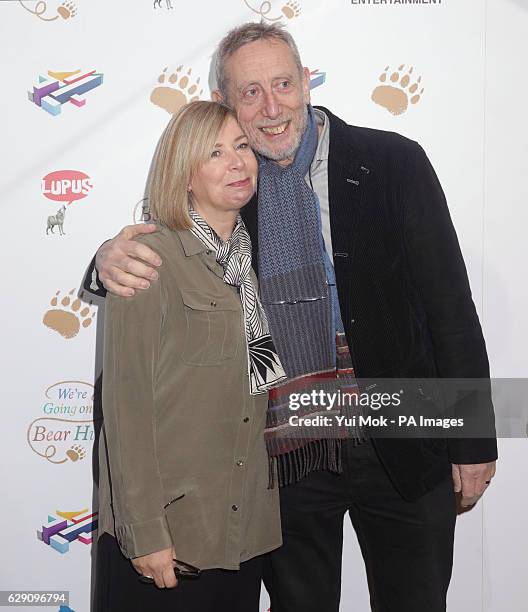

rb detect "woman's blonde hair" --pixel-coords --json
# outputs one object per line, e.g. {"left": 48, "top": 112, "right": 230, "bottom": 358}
{"left": 148, "top": 101, "right": 237, "bottom": 230}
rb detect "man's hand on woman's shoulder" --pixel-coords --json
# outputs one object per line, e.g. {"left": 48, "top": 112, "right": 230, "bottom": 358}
{"left": 96, "top": 224, "right": 163, "bottom": 297}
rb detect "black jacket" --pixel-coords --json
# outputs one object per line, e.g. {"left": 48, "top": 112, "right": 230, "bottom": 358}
{"left": 241, "top": 106, "right": 497, "bottom": 501}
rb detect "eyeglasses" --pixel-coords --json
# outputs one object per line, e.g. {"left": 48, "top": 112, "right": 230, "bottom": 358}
{"left": 262, "top": 281, "right": 331, "bottom": 306}
{"left": 138, "top": 559, "right": 202, "bottom": 584}
{"left": 263, "top": 294, "right": 329, "bottom": 306}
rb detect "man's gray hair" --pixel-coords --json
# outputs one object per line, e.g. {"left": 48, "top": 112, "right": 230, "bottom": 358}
{"left": 215, "top": 22, "right": 304, "bottom": 102}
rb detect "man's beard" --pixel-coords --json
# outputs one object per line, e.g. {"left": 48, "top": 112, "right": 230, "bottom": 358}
{"left": 253, "top": 104, "right": 308, "bottom": 162}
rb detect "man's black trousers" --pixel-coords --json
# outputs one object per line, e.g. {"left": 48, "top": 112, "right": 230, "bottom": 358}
{"left": 263, "top": 438, "right": 456, "bottom": 612}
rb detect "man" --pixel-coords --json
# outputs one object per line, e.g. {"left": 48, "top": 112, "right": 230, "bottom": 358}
{"left": 86, "top": 23, "right": 497, "bottom": 612}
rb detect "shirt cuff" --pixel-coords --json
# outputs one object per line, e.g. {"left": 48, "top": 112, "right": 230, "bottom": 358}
{"left": 115, "top": 516, "right": 173, "bottom": 559}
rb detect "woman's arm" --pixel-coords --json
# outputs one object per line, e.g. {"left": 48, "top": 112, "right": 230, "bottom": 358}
{"left": 102, "top": 274, "right": 173, "bottom": 559}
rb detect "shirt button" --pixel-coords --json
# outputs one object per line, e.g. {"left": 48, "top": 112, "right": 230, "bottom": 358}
{"left": 243, "top": 417, "right": 249, "bottom": 423}
{"left": 231, "top": 504, "right": 239, "bottom": 511}
{"left": 236, "top": 460, "right": 244, "bottom": 467}
{"left": 210, "top": 301, "right": 217, "bottom": 307}
{"left": 351, "top": 318, "right": 356, "bottom": 324}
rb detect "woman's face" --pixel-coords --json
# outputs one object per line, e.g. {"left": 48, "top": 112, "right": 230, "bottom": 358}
{"left": 189, "top": 116, "right": 258, "bottom": 215}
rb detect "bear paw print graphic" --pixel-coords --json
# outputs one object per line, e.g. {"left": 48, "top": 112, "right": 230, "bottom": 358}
{"left": 43, "top": 289, "right": 96, "bottom": 339}
{"left": 66, "top": 444, "right": 86, "bottom": 462}
{"left": 371, "top": 65, "right": 424, "bottom": 116}
{"left": 150, "top": 66, "right": 203, "bottom": 115}
{"left": 282, "top": 1, "right": 301, "bottom": 19}
{"left": 57, "top": 1, "right": 77, "bottom": 20}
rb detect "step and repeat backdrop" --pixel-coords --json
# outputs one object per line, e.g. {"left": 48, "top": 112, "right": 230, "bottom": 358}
{"left": 1, "top": 0, "right": 527, "bottom": 610}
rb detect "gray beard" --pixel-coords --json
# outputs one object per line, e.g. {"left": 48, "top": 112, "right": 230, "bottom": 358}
{"left": 254, "top": 105, "right": 308, "bottom": 163}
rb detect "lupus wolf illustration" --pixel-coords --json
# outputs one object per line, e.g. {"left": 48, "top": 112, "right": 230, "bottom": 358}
{"left": 46, "top": 205, "right": 66, "bottom": 235}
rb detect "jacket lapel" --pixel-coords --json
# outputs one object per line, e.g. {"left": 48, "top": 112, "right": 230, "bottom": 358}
{"left": 320, "top": 106, "right": 373, "bottom": 270}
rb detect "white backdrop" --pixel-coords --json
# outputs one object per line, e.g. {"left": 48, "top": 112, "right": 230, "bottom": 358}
{"left": 1, "top": 1, "right": 527, "bottom": 610}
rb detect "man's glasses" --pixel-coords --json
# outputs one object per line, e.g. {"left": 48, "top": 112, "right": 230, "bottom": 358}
{"left": 263, "top": 294, "right": 329, "bottom": 305}
{"left": 262, "top": 280, "right": 331, "bottom": 306}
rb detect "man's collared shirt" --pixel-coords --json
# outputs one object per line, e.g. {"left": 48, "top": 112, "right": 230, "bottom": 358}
{"left": 306, "top": 108, "right": 333, "bottom": 259}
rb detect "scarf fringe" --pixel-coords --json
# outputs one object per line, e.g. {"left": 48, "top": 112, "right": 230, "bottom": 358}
{"left": 269, "top": 438, "right": 345, "bottom": 489}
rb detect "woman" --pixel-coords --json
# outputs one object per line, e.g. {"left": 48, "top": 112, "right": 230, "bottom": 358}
{"left": 94, "top": 101, "right": 285, "bottom": 612}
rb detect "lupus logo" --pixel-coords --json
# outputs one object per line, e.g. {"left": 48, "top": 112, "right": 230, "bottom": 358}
{"left": 27, "top": 381, "right": 94, "bottom": 464}
{"left": 28, "top": 69, "right": 103, "bottom": 116}
{"left": 42, "top": 171, "right": 93, "bottom": 201}
{"left": 42, "top": 170, "right": 93, "bottom": 236}
{"left": 37, "top": 508, "right": 98, "bottom": 554}
{"left": 309, "top": 69, "right": 326, "bottom": 90}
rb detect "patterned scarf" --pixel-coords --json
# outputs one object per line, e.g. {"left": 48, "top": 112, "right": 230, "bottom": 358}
{"left": 188, "top": 208, "right": 286, "bottom": 394}
{"left": 257, "top": 105, "right": 365, "bottom": 486}
{"left": 257, "top": 105, "right": 334, "bottom": 378}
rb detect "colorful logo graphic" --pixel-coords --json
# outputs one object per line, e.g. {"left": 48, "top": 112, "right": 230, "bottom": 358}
{"left": 37, "top": 508, "right": 98, "bottom": 554}
{"left": 150, "top": 65, "right": 203, "bottom": 115}
{"left": 243, "top": 0, "right": 301, "bottom": 21}
{"left": 371, "top": 64, "right": 424, "bottom": 116}
{"left": 18, "top": 1, "right": 77, "bottom": 22}
{"left": 43, "top": 289, "right": 96, "bottom": 339}
{"left": 309, "top": 69, "right": 326, "bottom": 90}
{"left": 27, "top": 381, "right": 94, "bottom": 464}
{"left": 42, "top": 170, "right": 94, "bottom": 236}
{"left": 28, "top": 69, "right": 104, "bottom": 117}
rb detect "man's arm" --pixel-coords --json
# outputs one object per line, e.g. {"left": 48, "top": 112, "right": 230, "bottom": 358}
{"left": 402, "top": 143, "right": 497, "bottom": 506}
{"left": 82, "top": 224, "right": 162, "bottom": 298}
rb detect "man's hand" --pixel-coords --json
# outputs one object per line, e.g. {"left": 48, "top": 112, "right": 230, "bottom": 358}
{"left": 96, "top": 224, "right": 162, "bottom": 297}
{"left": 131, "top": 546, "right": 178, "bottom": 589}
{"left": 452, "top": 461, "right": 496, "bottom": 507}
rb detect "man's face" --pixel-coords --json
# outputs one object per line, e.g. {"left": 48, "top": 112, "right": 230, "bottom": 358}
{"left": 219, "top": 39, "right": 311, "bottom": 166}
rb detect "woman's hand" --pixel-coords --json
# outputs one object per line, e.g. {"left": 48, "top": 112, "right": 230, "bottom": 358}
{"left": 131, "top": 546, "right": 178, "bottom": 588}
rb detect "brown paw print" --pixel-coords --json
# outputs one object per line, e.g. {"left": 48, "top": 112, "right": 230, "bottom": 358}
{"left": 66, "top": 444, "right": 86, "bottom": 462}
{"left": 150, "top": 66, "right": 203, "bottom": 115}
{"left": 282, "top": 0, "right": 301, "bottom": 19}
{"left": 42, "top": 289, "right": 96, "bottom": 339}
{"left": 371, "top": 65, "right": 424, "bottom": 116}
{"left": 57, "top": 1, "right": 77, "bottom": 19}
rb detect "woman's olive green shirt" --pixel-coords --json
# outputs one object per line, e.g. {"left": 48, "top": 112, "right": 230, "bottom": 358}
{"left": 97, "top": 225, "right": 281, "bottom": 570}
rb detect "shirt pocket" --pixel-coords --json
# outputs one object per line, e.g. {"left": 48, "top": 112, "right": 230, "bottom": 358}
{"left": 181, "top": 289, "right": 241, "bottom": 366}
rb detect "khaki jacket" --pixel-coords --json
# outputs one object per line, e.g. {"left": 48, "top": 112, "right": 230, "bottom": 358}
{"left": 97, "top": 224, "right": 281, "bottom": 570}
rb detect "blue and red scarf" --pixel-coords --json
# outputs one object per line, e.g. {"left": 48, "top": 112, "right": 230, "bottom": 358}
{"left": 257, "top": 106, "right": 366, "bottom": 486}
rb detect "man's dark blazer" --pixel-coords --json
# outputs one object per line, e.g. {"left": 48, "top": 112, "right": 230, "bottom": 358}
{"left": 84, "top": 105, "right": 497, "bottom": 502}
{"left": 240, "top": 106, "right": 497, "bottom": 501}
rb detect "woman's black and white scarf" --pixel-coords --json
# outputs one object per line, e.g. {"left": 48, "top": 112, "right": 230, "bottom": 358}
{"left": 188, "top": 208, "right": 286, "bottom": 394}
